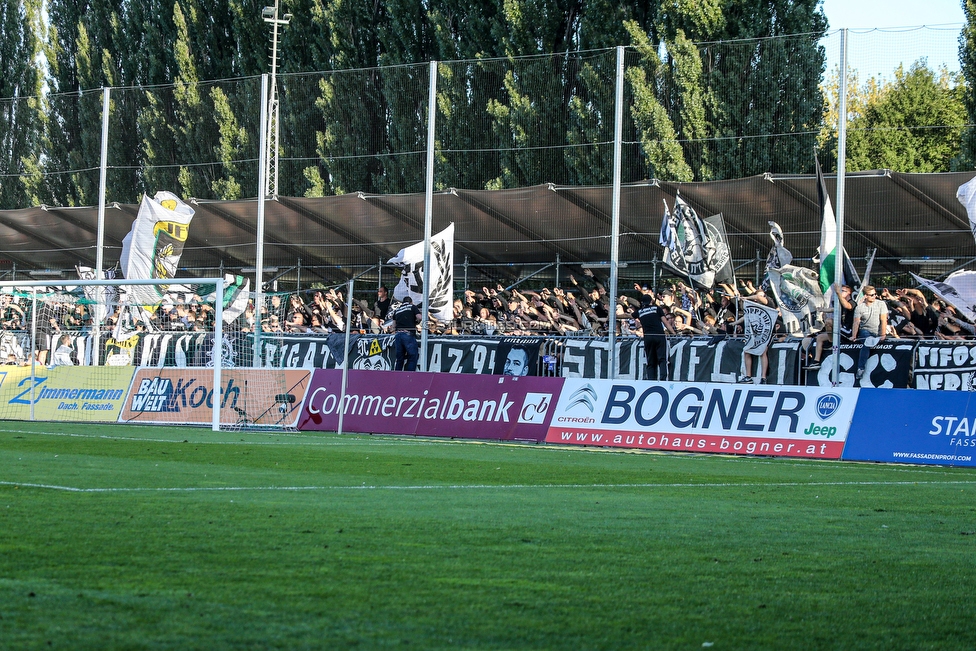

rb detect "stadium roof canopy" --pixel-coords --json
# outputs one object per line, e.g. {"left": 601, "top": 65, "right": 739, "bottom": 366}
{"left": 2, "top": 169, "right": 974, "bottom": 285}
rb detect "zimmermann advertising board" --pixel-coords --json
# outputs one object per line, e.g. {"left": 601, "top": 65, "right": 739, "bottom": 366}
{"left": 544, "top": 379, "right": 860, "bottom": 459}
{"left": 0, "top": 366, "right": 135, "bottom": 422}
{"left": 298, "top": 370, "right": 560, "bottom": 441}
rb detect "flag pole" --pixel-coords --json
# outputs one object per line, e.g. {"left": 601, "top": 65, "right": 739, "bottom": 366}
{"left": 608, "top": 46, "right": 624, "bottom": 380}
{"left": 420, "top": 61, "right": 437, "bottom": 371}
{"left": 832, "top": 29, "right": 848, "bottom": 387}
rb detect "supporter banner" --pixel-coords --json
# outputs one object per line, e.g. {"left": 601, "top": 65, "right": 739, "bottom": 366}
{"left": 670, "top": 337, "right": 801, "bottom": 385}
{"left": 492, "top": 337, "right": 544, "bottom": 376}
{"left": 913, "top": 341, "right": 976, "bottom": 390}
{"left": 545, "top": 379, "right": 859, "bottom": 459}
{"left": 805, "top": 341, "right": 915, "bottom": 388}
{"left": 426, "top": 337, "right": 498, "bottom": 374}
{"left": 298, "top": 369, "right": 561, "bottom": 441}
{"left": 843, "top": 388, "right": 976, "bottom": 467}
{"left": 0, "top": 366, "right": 134, "bottom": 422}
{"left": 560, "top": 337, "right": 644, "bottom": 380}
{"left": 120, "top": 368, "right": 310, "bottom": 426}
{"left": 561, "top": 336, "right": 801, "bottom": 383}
{"left": 258, "top": 333, "right": 366, "bottom": 369}
{"left": 64, "top": 331, "right": 247, "bottom": 368}
{"left": 260, "top": 335, "right": 540, "bottom": 376}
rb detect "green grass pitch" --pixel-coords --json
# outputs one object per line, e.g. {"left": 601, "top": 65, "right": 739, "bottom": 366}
{"left": 1, "top": 421, "right": 976, "bottom": 650}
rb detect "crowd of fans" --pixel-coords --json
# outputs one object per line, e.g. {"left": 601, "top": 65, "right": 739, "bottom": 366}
{"left": 2, "top": 269, "right": 975, "bottom": 349}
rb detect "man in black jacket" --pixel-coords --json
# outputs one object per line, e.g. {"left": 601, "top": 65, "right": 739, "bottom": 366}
{"left": 391, "top": 296, "right": 421, "bottom": 371}
{"left": 635, "top": 294, "right": 674, "bottom": 381}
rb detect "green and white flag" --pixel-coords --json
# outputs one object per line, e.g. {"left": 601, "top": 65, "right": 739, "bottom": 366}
{"left": 816, "top": 156, "right": 860, "bottom": 295}
{"left": 198, "top": 274, "right": 251, "bottom": 324}
{"left": 221, "top": 275, "right": 250, "bottom": 324}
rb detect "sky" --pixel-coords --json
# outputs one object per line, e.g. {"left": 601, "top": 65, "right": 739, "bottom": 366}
{"left": 820, "top": 0, "right": 966, "bottom": 79}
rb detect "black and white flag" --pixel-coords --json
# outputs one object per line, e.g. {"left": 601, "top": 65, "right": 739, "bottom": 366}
{"left": 956, "top": 175, "right": 976, "bottom": 243}
{"left": 387, "top": 223, "right": 454, "bottom": 322}
{"left": 661, "top": 195, "right": 732, "bottom": 289}
{"left": 765, "top": 221, "right": 825, "bottom": 335}
{"left": 912, "top": 271, "right": 976, "bottom": 323}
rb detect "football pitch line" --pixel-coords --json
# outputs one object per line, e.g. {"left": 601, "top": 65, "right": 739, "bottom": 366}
{"left": 4, "top": 426, "right": 976, "bottom": 479}
{"left": 4, "top": 479, "right": 976, "bottom": 493}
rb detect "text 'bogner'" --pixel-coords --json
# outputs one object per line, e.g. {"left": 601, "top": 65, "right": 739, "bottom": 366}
{"left": 600, "top": 385, "right": 807, "bottom": 433}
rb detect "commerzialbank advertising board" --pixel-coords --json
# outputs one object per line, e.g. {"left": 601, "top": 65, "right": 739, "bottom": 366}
{"left": 545, "top": 379, "right": 860, "bottom": 459}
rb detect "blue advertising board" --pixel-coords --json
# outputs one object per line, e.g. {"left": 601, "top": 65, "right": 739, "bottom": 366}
{"left": 843, "top": 388, "right": 976, "bottom": 467}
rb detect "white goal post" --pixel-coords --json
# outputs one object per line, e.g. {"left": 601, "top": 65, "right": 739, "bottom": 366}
{"left": 0, "top": 278, "right": 225, "bottom": 431}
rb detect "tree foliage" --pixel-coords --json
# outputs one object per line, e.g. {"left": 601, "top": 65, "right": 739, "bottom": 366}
{"left": 1, "top": 0, "right": 964, "bottom": 210}
{"left": 823, "top": 61, "right": 966, "bottom": 173}
{"left": 0, "top": 0, "right": 46, "bottom": 207}
{"left": 958, "top": 0, "right": 976, "bottom": 168}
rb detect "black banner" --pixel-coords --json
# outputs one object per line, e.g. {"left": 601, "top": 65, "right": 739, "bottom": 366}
{"left": 669, "top": 337, "right": 801, "bottom": 385}
{"left": 560, "top": 337, "right": 645, "bottom": 379}
{"left": 913, "top": 341, "right": 976, "bottom": 390}
{"left": 427, "top": 338, "right": 500, "bottom": 374}
{"left": 805, "top": 341, "right": 915, "bottom": 388}
{"left": 559, "top": 336, "right": 801, "bottom": 384}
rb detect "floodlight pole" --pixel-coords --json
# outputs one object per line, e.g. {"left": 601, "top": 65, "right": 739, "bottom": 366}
{"left": 263, "top": 0, "right": 290, "bottom": 199}
{"left": 832, "top": 30, "right": 848, "bottom": 387}
{"left": 254, "top": 74, "right": 270, "bottom": 368}
{"left": 608, "top": 46, "right": 625, "bottom": 380}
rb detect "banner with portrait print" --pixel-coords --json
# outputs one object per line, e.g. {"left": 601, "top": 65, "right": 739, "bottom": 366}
{"left": 492, "top": 337, "right": 544, "bottom": 376}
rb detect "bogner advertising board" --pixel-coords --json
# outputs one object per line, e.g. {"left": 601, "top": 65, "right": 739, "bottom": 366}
{"left": 120, "top": 369, "right": 311, "bottom": 427}
{"left": 298, "top": 370, "right": 560, "bottom": 441}
{"left": 545, "top": 379, "right": 860, "bottom": 459}
{"left": 0, "top": 366, "right": 135, "bottom": 422}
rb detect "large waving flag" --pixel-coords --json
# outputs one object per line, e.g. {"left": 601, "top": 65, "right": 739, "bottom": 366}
{"left": 120, "top": 191, "right": 194, "bottom": 307}
{"left": 387, "top": 223, "right": 454, "bottom": 323}
{"left": 766, "top": 221, "right": 825, "bottom": 336}
{"left": 660, "top": 194, "right": 733, "bottom": 289}
{"left": 816, "top": 156, "right": 860, "bottom": 294}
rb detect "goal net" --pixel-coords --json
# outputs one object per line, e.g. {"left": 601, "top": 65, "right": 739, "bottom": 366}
{"left": 0, "top": 278, "right": 305, "bottom": 432}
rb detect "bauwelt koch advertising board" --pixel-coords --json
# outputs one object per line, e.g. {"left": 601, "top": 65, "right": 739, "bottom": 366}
{"left": 298, "top": 370, "right": 560, "bottom": 441}
{"left": 545, "top": 379, "right": 860, "bottom": 459}
{"left": 0, "top": 366, "right": 135, "bottom": 422}
{"left": 120, "top": 369, "right": 311, "bottom": 427}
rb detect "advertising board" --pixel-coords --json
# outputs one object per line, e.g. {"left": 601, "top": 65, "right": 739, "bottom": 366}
{"left": 298, "top": 370, "right": 561, "bottom": 441}
{"left": 544, "top": 379, "right": 860, "bottom": 459}
{"left": 842, "top": 388, "right": 976, "bottom": 467}
{"left": 0, "top": 366, "right": 135, "bottom": 422}
{"left": 120, "top": 368, "right": 310, "bottom": 427}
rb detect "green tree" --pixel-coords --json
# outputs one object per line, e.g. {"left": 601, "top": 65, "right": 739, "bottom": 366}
{"left": 845, "top": 61, "right": 966, "bottom": 173}
{"left": 958, "top": 0, "right": 976, "bottom": 167}
{"left": 0, "top": 0, "right": 47, "bottom": 209}
{"left": 702, "top": 0, "right": 827, "bottom": 178}
{"left": 625, "top": 22, "right": 694, "bottom": 182}
{"left": 44, "top": 0, "right": 123, "bottom": 206}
